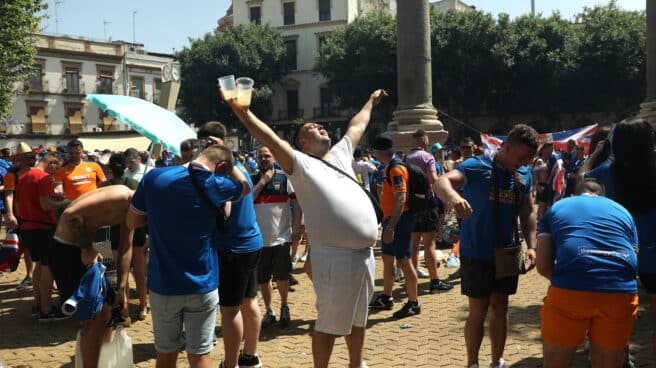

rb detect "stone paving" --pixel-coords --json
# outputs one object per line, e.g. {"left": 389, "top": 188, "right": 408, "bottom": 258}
{"left": 0, "top": 245, "right": 654, "bottom": 367}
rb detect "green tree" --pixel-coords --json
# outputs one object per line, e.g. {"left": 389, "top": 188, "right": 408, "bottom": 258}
{"left": 497, "top": 12, "right": 578, "bottom": 121}
{"left": 177, "top": 24, "right": 287, "bottom": 127}
{"left": 0, "top": 0, "right": 47, "bottom": 120}
{"left": 572, "top": 1, "right": 645, "bottom": 116}
{"left": 430, "top": 10, "right": 503, "bottom": 117}
{"left": 317, "top": 11, "right": 397, "bottom": 116}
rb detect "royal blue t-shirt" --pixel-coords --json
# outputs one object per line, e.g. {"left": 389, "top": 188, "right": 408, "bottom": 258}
{"left": 131, "top": 165, "right": 242, "bottom": 295}
{"left": 215, "top": 161, "right": 263, "bottom": 253}
{"left": 538, "top": 195, "right": 638, "bottom": 293}
{"left": 585, "top": 162, "right": 656, "bottom": 274}
{"left": 456, "top": 154, "right": 533, "bottom": 260}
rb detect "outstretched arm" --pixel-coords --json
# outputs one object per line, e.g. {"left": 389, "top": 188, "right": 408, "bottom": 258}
{"left": 222, "top": 90, "right": 295, "bottom": 175}
{"left": 345, "top": 89, "right": 388, "bottom": 148}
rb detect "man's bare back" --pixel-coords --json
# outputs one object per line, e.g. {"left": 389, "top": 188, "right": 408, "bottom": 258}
{"left": 55, "top": 185, "right": 134, "bottom": 247}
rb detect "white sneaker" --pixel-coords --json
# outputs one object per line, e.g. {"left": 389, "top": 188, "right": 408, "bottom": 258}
{"left": 394, "top": 267, "right": 403, "bottom": 282}
{"left": 299, "top": 252, "right": 308, "bottom": 262}
{"left": 489, "top": 358, "right": 508, "bottom": 368}
{"left": 416, "top": 268, "right": 429, "bottom": 278}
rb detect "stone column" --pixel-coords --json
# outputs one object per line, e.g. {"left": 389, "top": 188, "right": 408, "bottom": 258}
{"left": 385, "top": 0, "right": 447, "bottom": 150}
{"left": 639, "top": 0, "right": 656, "bottom": 126}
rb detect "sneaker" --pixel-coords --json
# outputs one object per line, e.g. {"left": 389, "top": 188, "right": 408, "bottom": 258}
{"left": 238, "top": 350, "right": 263, "bottom": 368}
{"left": 289, "top": 274, "right": 299, "bottom": 286}
{"left": 280, "top": 305, "right": 291, "bottom": 327}
{"left": 489, "top": 358, "right": 508, "bottom": 368}
{"left": 349, "top": 362, "right": 368, "bottom": 368}
{"left": 392, "top": 301, "right": 421, "bottom": 318}
{"left": 394, "top": 267, "right": 404, "bottom": 283}
{"left": 299, "top": 252, "right": 308, "bottom": 262}
{"left": 368, "top": 294, "right": 394, "bottom": 310}
{"left": 430, "top": 279, "right": 454, "bottom": 293}
{"left": 121, "top": 316, "right": 132, "bottom": 328}
{"left": 31, "top": 305, "right": 40, "bottom": 318}
{"left": 261, "top": 311, "right": 276, "bottom": 328}
{"left": 16, "top": 276, "right": 32, "bottom": 290}
{"left": 416, "top": 268, "right": 429, "bottom": 278}
{"left": 138, "top": 307, "right": 150, "bottom": 321}
{"left": 292, "top": 256, "right": 299, "bottom": 265}
{"left": 39, "top": 308, "right": 71, "bottom": 322}
{"left": 445, "top": 253, "right": 460, "bottom": 268}
{"left": 448, "top": 268, "right": 462, "bottom": 280}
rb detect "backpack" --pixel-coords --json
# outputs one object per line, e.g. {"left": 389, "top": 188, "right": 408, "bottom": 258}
{"left": 385, "top": 159, "right": 435, "bottom": 213}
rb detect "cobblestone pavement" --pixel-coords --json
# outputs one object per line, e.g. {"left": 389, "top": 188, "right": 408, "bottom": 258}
{"left": 0, "top": 245, "right": 654, "bottom": 367}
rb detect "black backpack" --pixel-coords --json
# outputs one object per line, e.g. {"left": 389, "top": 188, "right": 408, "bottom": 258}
{"left": 385, "top": 159, "right": 434, "bottom": 213}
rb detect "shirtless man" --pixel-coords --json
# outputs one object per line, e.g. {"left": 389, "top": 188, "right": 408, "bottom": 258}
{"left": 49, "top": 185, "right": 134, "bottom": 368}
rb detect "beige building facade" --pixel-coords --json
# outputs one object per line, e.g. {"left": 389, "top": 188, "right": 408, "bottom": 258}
{"left": 231, "top": 0, "right": 396, "bottom": 139}
{"left": 4, "top": 34, "right": 174, "bottom": 151}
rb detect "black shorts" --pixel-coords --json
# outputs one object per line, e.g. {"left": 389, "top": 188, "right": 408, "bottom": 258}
{"left": 21, "top": 228, "right": 55, "bottom": 266}
{"left": 110, "top": 225, "right": 147, "bottom": 250}
{"left": 218, "top": 249, "right": 261, "bottom": 307}
{"left": 49, "top": 238, "right": 87, "bottom": 302}
{"left": 460, "top": 256, "right": 518, "bottom": 298}
{"left": 257, "top": 243, "right": 292, "bottom": 284}
{"left": 536, "top": 183, "right": 552, "bottom": 203}
{"left": 639, "top": 273, "right": 656, "bottom": 294}
{"left": 413, "top": 206, "right": 440, "bottom": 233}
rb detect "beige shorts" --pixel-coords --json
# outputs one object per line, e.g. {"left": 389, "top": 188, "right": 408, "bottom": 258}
{"left": 311, "top": 245, "right": 375, "bottom": 336}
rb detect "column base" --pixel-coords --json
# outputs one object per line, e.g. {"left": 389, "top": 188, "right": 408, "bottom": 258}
{"left": 639, "top": 100, "right": 656, "bottom": 127}
{"left": 385, "top": 107, "right": 448, "bottom": 151}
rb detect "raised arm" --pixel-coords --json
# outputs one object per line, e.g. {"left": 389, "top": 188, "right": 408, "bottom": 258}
{"left": 345, "top": 89, "right": 388, "bottom": 148}
{"left": 222, "top": 90, "right": 295, "bottom": 175}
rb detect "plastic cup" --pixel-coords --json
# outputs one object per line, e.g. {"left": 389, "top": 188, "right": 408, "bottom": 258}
{"left": 236, "top": 77, "right": 254, "bottom": 107}
{"left": 218, "top": 75, "right": 236, "bottom": 100}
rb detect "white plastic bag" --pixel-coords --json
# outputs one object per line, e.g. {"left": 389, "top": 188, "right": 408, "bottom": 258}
{"left": 75, "top": 326, "right": 133, "bottom": 367}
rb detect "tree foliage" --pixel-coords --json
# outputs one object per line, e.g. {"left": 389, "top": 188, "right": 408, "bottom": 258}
{"left": 316, "top": 1, "right": 646, "bottom": 127}
{"left": 573, "top": 1, "right": 645, "bottom": 115}
{"left": 0, "top": 0, "right": 47, "bottom": 120}
{"left": 317, "top": 11, "right": 397, "bottom": 115}
{"left": 177, "top": 24, "right": 287, "bottom": 127}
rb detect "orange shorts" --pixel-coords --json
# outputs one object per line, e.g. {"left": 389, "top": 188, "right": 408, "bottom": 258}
{"left": 541, "top": 286, "right": 638, "bottom": 350}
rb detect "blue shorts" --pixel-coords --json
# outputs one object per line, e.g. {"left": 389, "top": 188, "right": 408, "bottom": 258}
{"left": 382, "top": 211, "right": 415, "bottom": 260}
{"left": 150, "top": 289, "right": 219, "bottom": 355}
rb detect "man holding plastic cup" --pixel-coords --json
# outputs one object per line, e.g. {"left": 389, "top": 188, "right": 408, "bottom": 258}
{"left": 220, "top": 83, "right": 387, "bottom": 368}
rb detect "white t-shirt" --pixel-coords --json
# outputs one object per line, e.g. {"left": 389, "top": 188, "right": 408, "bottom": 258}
{"left": 253, "top": 171, "right": 294, "bottom": 247}
{"left": 352, "top": 160, "right": 377, "bottom": 191}
{"left": 288, "top": 136, "right": 378, "bottom": 249}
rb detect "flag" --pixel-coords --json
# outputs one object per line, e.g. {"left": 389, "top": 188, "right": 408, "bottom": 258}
{"left": 480, "top": 124, "right": 598, "bottom": 155}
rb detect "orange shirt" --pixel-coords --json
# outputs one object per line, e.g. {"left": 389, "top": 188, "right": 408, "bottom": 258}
{"left": 55, "top": 161, "right": 106, "bottom": 200}
{"left": 4, "top": 170, "right": 28, "bottom": 191}
{"left": 380, "top": 164, "right": 410, "bottom": 217}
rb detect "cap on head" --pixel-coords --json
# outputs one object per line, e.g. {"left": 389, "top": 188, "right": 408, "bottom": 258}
{"left": 430, "top": 143, "right": 443, "bottom": 154}
{"left": 353, "top": 147, "right": 363, "bottom": 158}
{"left": 371, "top": 135, "right": 395, "bottom": 153}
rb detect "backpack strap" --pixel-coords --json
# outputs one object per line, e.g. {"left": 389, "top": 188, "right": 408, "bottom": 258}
{"left": 384, "top": 159, "right": 404, "bottom": 185}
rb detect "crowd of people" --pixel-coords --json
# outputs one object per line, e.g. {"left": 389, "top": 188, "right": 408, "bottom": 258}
{"left": 0, "top": 86, "right": 654, "bottom": 368}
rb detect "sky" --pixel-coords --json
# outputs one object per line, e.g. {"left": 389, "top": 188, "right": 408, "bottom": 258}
{"left": 39, "top": 0, "right": 646, "bottom": 55}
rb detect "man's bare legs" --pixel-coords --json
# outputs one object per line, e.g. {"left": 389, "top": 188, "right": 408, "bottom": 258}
{"left": 312, "top": 331, "right": 336, "bottom": 368}
{"left": 80, "top": 302, "right": 112, "bottom": 368}
{"left": 466, "top": 297, "right": 490, "bottom": 367}
{"left": 132, "top": 245, "right": 148, "bottom": 315}
{"left": 344, "top": 325, "right": 366, "bottom": 368}
{"left": 221, "top": 305, "right": 243, "bottom": 368}
{"left": 489, "top": 293, "right": 509, "bottom": 365}
{"left": 241, "top": 297, "right": 261, "bottom": 356}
